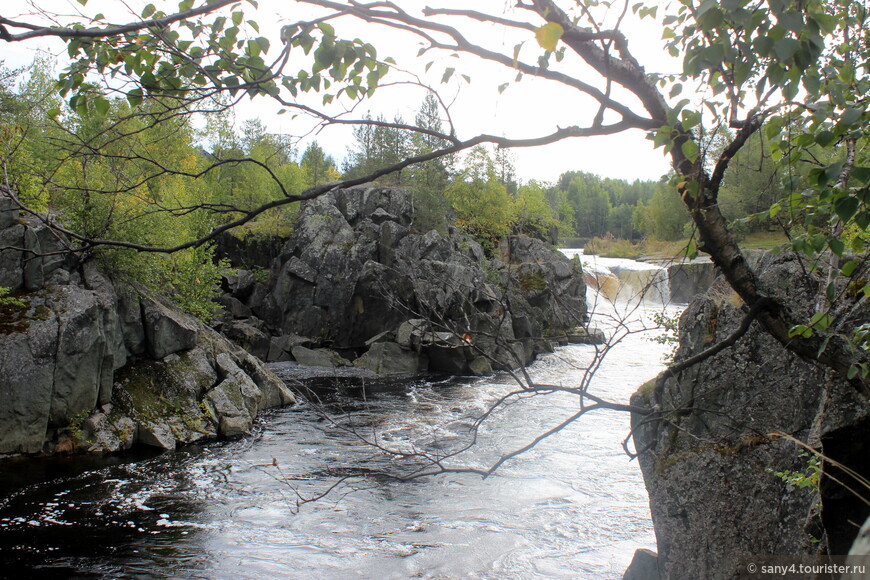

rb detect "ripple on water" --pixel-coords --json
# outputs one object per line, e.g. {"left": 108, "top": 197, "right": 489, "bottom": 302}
{"left": 2, "top": 295, "right": 669, "bottom": 578}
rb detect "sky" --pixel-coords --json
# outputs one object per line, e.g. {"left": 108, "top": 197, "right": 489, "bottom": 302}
{"left": 1, "top": 0, "right": 678, "bottom": 183}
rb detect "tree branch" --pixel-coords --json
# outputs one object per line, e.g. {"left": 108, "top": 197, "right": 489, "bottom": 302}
{"left": 0, "top": 1, "right": 236, "bottom": 42}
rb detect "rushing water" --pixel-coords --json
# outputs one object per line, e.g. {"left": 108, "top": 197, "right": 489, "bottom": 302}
{"left": 0, "top": 254, "right": 684, "bottom": 580}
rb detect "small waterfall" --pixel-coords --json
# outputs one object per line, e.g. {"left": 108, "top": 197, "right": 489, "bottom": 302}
{"left": 562, "top": 249, "right": 672, "bottom": 305}
{"left": 608, "top": 264, "right": 671, "bottom": 304}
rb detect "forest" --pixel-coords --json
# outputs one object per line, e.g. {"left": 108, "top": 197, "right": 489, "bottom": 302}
{"left": 1, "top": 53, "right": 819, "bottom": 323}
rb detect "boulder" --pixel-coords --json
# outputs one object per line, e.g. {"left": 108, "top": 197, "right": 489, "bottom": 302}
{"left": 291, "top": 345, "right": 351, "bottom": 368}
{"left": 252, "top": 187, "right": 587, "bottom": 373}
{"left": 235, "top": 350, "right": 297, "bottom": 408}
{"left": 632, "top": 252, "right": 870, "bottom": 578}
{"left": 222, "top": 268, "right": 257, "bottom": 301}
{"left": 266, "top": 333, "right": 312, "bottom": 362}
{"left": 116, "top": 286, "right": 146, "bottom": 355}
{"left": 468, "top": 356, "right": 493, "bottom": 376}
{"left": 22, "top": 226, "right": 43, "bottom": 291}
{"left": 47, "top": 285, "right": 112, "bottom": 425}
{"left": 84, "top": 412, "right": 137, "bottom": 454}
{"left": 205, "top": 377, "right": 258, "bottom": 438}
{"left": 353, "top": 341, "right": 428, "bottom": 374}
{"left": 141, "top": 296, "right": 199, "bottom": 359}
{"left": 0, "top": 224, "right": 25, "bottom": 290}
{"left": 0, "top": 205, "right": 297, "bottom": 457}
{"left": 0, "top": 190, "right": 17, "bottom": 230}
{"left": 623, "top": 549, "right": 659, "bottom": 580}
{"left": 396, "top": 319, "right": 429, "bottom": 350}
{"left": 216, "top": 294, "right": 252, "bottom": 319}
{"left": 666, "top": 259, "right": 718, "bottom": 304}
{"left": 563, "top": 327, "right": 606, "bottom": 345}
{"left": 222, "top": 319, "right": 271, "bottom": 360}
{"left": 0, "top": 296, "right": 59, "bottom": 454}
{"left": 137, "top": 421, "right": 178, "bottom": 450}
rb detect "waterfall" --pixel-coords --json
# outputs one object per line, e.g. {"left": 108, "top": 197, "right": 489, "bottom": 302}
{"left": 561, "top": 249, "right": 672, "bottom": 305}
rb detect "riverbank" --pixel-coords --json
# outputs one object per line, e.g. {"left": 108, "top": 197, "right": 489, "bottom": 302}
{"left": 563, "top": 231, "right": 789, "bottom": 262}
{"left": 0, "top": 294, "right": 672, "bottom": 578}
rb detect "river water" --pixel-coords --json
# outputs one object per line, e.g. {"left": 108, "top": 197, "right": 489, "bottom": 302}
{"left": 0, "top": 254, "right": 683, "bottom": 579}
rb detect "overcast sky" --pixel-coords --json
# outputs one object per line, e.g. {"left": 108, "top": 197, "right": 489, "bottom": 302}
{"left": 2, "top": 0, "right": 678, "bottom": 183}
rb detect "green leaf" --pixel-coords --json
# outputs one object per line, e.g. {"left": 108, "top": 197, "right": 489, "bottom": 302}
{"left": 681, "top": 110, "right": 701, "bottom": 129}
{"left": 681, "top": 139, "right": 699, "bottom": 162}
{"left": 255, "top": 36, "right": 270, "bottom": 54}
{"left": 765, "top": 119, "right": 783, "bottom": 140}
{"left": 789, "top": 324, "right": 813, "bottom": 339}
{"left": 318, "top": 22, "right": 335, "bottom": 36}
{"left": 809, "top": 311, "right": 832, "bottom": 331}
{"left": 441, "top": 67, "right": 455, "bottom": 84}
{"left": 840, "top": 107, "right": 863, "bottom": 127}
{"left": 685, "top": 238, "right": 698, "bottom": 260}
{"left": 141, "top": 3, "right": 156, "bottom": 18}
{"left": 534, "top": 22, "right": 564, "bottom": 52}
{"left": 769, "top": 202, "right": 782, "bottom": 218}
{"left": 814, "top": 130, "right": 836, "bottom": 147}
{"left": 842, "top": 260, "right": 858, "bottom": 277}
{"left": 828, "top": 238, "right": 844, "bottom": 256}
{"left": 834, "top": 196, "right": 860, "bottom": 223}
{"left": 773, "top": 38, "right": 801, "bottom": 61}
{"left": 94, "top": 96, "right": 110, "bottom": 116}
{"left": 127, "top": 88, "right": 144, "bottom": 108}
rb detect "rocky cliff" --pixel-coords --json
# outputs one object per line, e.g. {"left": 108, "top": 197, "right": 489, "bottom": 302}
{"left": 0, "top": 192, "right": 294, "bottom": 457}
{"left": 629, "top": 252, "right": 870, "bottom": 578}
{"left": 219, "top": 186, "right": 589, "bottom": 375}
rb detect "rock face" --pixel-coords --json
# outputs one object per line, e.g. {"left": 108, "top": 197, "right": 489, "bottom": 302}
{"left": 215, "top": 230, "right": 284, "bottom": 270}
{"left": 665, "top": 259, "right": 719, "bottom": 304}
{"left": 0, "top": 191, "right": 295, "bottom": 456}
{"left": 232, "top": 186, "right": 587, "bottom": 374}
{"left": 631, "top": 252, "right": 870, "bottom": 579}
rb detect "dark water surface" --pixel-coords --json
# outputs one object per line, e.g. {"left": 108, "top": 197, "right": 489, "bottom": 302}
{"left": 1, "top": 284, "right": 675, "bottom": 579}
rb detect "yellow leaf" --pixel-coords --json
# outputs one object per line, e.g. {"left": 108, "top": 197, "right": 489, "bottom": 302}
{"left": 534, "top": 22, "right": 564, "bottom": 52}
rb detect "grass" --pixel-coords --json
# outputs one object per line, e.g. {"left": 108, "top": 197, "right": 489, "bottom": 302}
{"left": 582, "top": 236, "right": 644, "bottom": 259}
{"left": 565, "top": 231, "right": 789, "bottom": 261}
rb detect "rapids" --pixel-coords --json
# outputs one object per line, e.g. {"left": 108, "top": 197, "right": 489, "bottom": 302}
{"left": 0, "top": 252, "right": 686, "bottom": 579}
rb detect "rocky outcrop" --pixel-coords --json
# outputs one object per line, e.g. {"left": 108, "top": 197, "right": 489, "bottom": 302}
{"left": 630, "top": 252, "right": 870, "bottom": 579}
{"left": 0, "top": 193, "right": 295, "bottom": 457}
{"left": 665, "top": 258, "right": 719, "bottom": 304}
{"left": 221, "top": 186, "right": 587, "bottom": 375}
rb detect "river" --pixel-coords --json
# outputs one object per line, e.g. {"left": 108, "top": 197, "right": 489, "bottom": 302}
{"left": 0, "top": 253, "right": 684, "bottom": 579}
